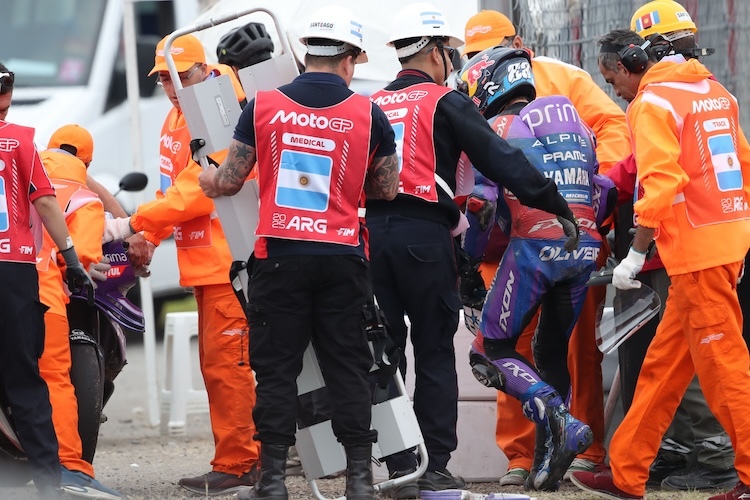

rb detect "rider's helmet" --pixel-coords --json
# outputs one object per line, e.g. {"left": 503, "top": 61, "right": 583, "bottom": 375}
{"left": 387, "top": 2, "right": 464, "bottom": 59}
{"left": 458, "top": 46, "right": 535, "bottom": 118}
{"left": 300, "top": 5, "right": 368, "bottom": 63}
{"left": 631, "top": 1, "right": 696, "bottom": 40}
{"left": 216, "top": 22, "right": 274, "bottom": 69}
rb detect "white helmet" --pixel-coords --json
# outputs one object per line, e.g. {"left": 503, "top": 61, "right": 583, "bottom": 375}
{"left": 300, "top": 5, "right": 368, "bottom": 63}
{"left": 387, "top": 2, "right": 464, "bottom": 58}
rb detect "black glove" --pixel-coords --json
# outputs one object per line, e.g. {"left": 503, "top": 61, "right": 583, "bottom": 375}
{"left": 459, "top": 258, "right": 487, "bottom": 310}
{"left": 60, "top": 246, "right": 95, "bottom": 305}
{"left": 557, "top": 213, "right": 580, "bottom": 253}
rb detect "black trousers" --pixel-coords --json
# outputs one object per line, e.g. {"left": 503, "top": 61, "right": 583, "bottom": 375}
{"left": 0, "top": 262, "right": 60, "bottom": 489}
{"left": 246, "top": 254, "right": 377, "bottom": 448}
{"left": 367, "top": 215, "right": 461, "bottom": 472}
{"left": 617, "top": 266, "right": 672, "bottom": 412}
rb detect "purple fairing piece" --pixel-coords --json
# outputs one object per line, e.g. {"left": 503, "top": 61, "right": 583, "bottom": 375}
{"left": 72, "top": 241, "right": 144, "bottom": 333}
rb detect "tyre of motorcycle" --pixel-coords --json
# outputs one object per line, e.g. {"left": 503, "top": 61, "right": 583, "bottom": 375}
{"left": 69, "top": 335, "right": 105, "bottom": 464}
{"left": 67, "top": 299, "right": 106, "bottom": 464}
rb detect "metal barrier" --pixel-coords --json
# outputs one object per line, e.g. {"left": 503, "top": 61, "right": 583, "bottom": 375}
{"left": 500, "top": 0, "right": 750, "bottom": 131}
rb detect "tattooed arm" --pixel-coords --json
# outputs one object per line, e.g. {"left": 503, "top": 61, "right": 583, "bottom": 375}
{"left": 198, "top": 139, "right": 257, "bottom": 198}
{"left": 364, "top": 153, "right": 399, "bottom": 201}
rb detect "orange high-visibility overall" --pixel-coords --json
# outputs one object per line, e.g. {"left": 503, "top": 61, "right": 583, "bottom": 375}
{"left": 37, "top": 151, "right": 104, "bottom": 477}
{"left": 609, "top": 57, "right": 750, "bottom": 496}
{"left": 130, "top": 64, "right": 259, "bottom": 475}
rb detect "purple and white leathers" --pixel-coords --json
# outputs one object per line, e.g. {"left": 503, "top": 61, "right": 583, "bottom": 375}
{"left": 465, "top": 94, "right": 601, "bottom": 491}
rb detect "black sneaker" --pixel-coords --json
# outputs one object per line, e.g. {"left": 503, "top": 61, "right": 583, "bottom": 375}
{"left": 662, "top": 465, "right": 739, "bottom": 491}
{"left": 647, "top": 451, "right": 690, "bottom": 487}
{"left": 387, "top": 468, "right": 419, "bottom": 499}
{"left": 417, "top": 469, "right": 466, "bottom": 491}
{"left": 178, "top": 465, "right": 261, "bottom": 496}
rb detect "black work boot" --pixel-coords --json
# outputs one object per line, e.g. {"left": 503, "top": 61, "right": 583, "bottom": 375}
{"left": 345, "top": 445, "right": 375, "bottom": 500}
{"left": 238, "top": 444, "right": 289, "bottom": 500}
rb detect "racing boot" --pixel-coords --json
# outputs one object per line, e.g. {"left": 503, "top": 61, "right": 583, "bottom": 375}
{"left": 520, "top": 383, "right": 593, "bottom": 490}
{"left": 238, "top": 444, "right": 288, "bottom": 500}
{"left": 525, "top": 423, "right": 555, "bottom": 492}
{"left": 344, "top": 445, "right": 375, "bottom": 500}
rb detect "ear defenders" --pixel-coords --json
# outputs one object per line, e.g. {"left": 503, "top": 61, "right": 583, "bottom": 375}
{"left": 618, "top": 39, "right": 652, "bottom": 73}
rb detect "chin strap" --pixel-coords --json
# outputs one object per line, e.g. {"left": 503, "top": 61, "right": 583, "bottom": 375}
{"left": 436, "top": 39, "right": 450, "bottom": 85}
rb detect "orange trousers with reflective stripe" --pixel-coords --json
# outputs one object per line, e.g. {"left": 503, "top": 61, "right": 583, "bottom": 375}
{"left": 194, "top": 284, "right": 260, "bottom": 475}
{"left": 611, "top": 262, "right": 750, "bottom": 497}
{"left": 482, "top": 259, "right": 607, "bottom": 471}
{"left": 39, "top": 312, "right": 94, "bottom": 477}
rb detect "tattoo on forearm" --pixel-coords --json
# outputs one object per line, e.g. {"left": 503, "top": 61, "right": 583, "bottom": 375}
{"left": 365, "top": 153, "right": 399, "bottom": 200}
{"left": 215, "top": 140, "right": 256, "bottom": 195}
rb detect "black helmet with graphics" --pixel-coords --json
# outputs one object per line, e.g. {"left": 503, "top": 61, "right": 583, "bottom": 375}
{"left": 458, "top": 46, "right": 535, "bottom": 118}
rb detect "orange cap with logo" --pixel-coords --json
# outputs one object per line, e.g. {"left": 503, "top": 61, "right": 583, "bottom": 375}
{"left": 148, "top": 34, "right": 206, "bottom": 76}
{"left": 48, "top": 124, "right": 94, "bottom": 165}
{"left": 463, "top": 10, "right": 516, "bottom": 56}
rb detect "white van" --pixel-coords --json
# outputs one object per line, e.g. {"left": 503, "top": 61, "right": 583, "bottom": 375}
{"left": 3, "top": 0, "right": 200, "bottom": 301}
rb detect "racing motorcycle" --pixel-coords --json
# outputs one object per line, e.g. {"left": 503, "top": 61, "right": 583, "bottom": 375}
{"left": 0, "top": 172, "right": 147, "bottom": 482}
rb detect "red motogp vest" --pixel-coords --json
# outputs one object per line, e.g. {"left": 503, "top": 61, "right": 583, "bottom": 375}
{"left": 158, "top": 110, "right": 212, "bottom": 248}
{"left": 0, "top": 123, "right": 44, "bottom": 263}
{"left": 254, "top": 90, "right": 372, "bottom": 246}
{"left": 370, "top": 83, "right": 451, "bottom": 202}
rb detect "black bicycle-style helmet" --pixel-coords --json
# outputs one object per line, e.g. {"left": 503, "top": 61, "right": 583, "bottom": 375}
{"left": 458, "top": 46, "right": 536, "bottom": 118}
{"left": 216, "top": 22, "right": 275, "bottom": 69}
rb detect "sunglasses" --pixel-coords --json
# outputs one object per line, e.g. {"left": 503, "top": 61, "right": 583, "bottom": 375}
{"left": 156, "top": 65, "right": 200, "bottom": 87}
{"left": 0, "top": 72, "right": 14, "bottom": 95}
{"left": 426, "top": 45, "right": 457, "bottom": 59}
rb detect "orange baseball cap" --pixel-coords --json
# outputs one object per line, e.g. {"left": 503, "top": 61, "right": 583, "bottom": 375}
{"left": 48, "top": 124, "right": 94, "bottom": 165}
{"left": 148, "top": 34, "right": 206, "bottom": 76}
{"left": 463, "top": 10, "right": 516, "bottom": 55}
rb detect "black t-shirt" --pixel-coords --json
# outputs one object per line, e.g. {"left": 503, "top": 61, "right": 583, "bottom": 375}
{"left": 235, "top": 72, "right": 396, "bottom": 257}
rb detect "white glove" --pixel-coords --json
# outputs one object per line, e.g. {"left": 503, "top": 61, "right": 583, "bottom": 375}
{"left": 103, "top": 217, "right": 135, "bottom": 243}
{"left": 739, "top": 262, "right": 745, "bottom": 285}
{"left": 612, "top": 248, "right": 647, "bottom": 290}
{"left": 88, "top": 256, "right": 111, "bottom": 282}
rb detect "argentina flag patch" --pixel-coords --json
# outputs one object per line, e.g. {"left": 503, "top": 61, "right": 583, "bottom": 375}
{"left": 275, "top": 150, "right": 332, "bottom": 212}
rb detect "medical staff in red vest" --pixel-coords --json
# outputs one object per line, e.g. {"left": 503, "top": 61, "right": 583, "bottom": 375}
{"left": 198, "top": 6, "right": 399, "bottom": 500}
{"left": 0, "top": 87, "right": 93, "bottom": 498}
{"left": 367, "top": 3, "right": 579, "bottom": 498}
